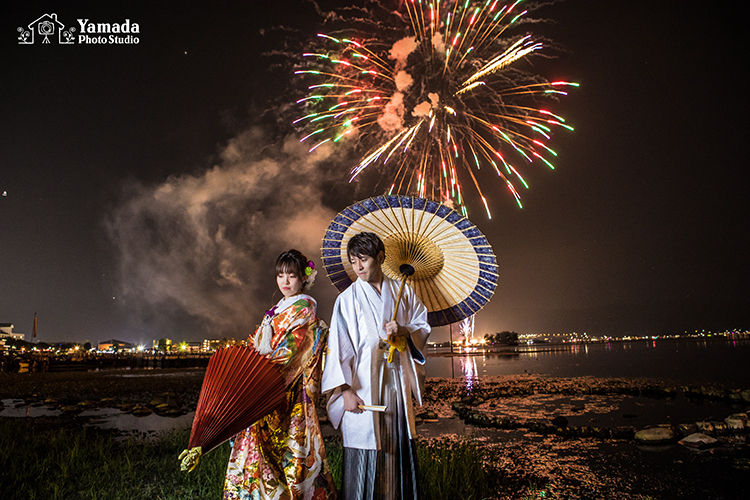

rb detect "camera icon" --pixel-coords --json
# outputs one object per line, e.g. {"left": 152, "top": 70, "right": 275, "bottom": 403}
{"left": 38, "top": 20, "right": 55, "bottom": 36}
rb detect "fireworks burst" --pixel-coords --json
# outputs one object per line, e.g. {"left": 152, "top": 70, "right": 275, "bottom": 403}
{"left": 294, "top": 0, "right": 577, "bottom": 217}
{"left": 460, "top": 314, "right": 475, "bottom": 344}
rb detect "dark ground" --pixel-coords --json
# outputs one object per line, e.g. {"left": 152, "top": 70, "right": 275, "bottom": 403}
{"left": 2, "top": 369, "right": 750, "bottom": 499}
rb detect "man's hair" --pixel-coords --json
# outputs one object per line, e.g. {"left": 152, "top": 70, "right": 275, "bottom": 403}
{"left": 347, "top": 232, "right": 385, "bottom": 260}
{"left": 275, "top": 249, "right": 308, "bottom": 277}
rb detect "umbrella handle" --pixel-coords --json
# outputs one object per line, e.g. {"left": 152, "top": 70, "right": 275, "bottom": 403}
{"left": 387, "top": 265, "right": 414, "bottom": 363}
{"left": 391, "top": 277, "right": 408, "bottom": 322}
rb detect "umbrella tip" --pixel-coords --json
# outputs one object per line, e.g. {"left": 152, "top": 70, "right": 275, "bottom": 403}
{"left": 399, "top": 264, "right": 415, "bottom": 277}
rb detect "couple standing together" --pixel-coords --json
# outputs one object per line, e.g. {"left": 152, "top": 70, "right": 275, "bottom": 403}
{"left": 223, "top": 232, "right": 431, "bottom": 500}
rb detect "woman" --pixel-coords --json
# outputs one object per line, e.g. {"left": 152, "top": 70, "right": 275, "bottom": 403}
{"left": 224, "top": 249, "right": 337, "bottom": 500}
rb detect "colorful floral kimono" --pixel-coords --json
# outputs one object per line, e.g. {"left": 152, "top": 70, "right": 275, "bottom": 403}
{"left": 224, "top": 294, "right": 337, "bottom": 500}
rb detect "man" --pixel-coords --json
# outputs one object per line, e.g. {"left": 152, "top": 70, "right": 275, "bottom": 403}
{"left": 322, "top": 232, "right": 431, "bottom": 500}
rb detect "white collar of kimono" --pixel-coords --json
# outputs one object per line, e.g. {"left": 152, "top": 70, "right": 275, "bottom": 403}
{"left": 272, "top": 293, "right": 315, "bottom": 317}
{"left": 354, "top": 276, "right": 395, "bottom": 340}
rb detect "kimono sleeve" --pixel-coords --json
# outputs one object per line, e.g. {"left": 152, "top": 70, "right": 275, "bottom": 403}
{"left": 321, "top": 294, "right": 357, "bottom": 394}
{"left": 321, "top": 293, "right": 359, "bottom": 429}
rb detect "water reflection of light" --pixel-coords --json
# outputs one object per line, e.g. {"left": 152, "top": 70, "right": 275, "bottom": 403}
{"left": 460, "top": 356, "right": 478, "bottom": 391}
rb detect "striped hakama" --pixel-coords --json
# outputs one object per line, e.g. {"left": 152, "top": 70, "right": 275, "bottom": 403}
{"left": 341, "top": 348, "right": 419, "bottom": 500}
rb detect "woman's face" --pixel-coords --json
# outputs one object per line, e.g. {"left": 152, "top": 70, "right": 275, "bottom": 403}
{"left": 277, "top": 269, "right": 304, "bottom": 299}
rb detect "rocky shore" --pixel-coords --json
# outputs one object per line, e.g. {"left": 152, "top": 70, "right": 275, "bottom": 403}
{"left": 413, "top": 375, "right": 750, "bottom": 499}
{"left": 3, "top": 370, "right": 750, "bottom": 498}
{"left": 431, "top": 375, "right": 750, "bottom": 451}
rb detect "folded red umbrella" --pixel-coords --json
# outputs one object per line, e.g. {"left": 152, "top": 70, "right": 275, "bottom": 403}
{"left": 179, "top": 345, "right": 285, "bottom": 471}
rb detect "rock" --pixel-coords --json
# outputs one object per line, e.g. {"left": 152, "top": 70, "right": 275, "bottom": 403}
{"left": 725, "top": 414, "right": 747, "bottom": 432}
{"left": 696, "top": 421, "right": 715, "bottom": 436}
{"left": 679, "top": 432, "right": 718, "bottom": 449}
{"left": 728, "top": 391, "right": 744, "bottom": 403}
{"left": 678, "top": 423, "right": 699, "bottom": 436}
{"left": 577, "top": 426, "right": 592, "bottom": 438}
{"left": 611, "top": 426, "right": 635, "bottom": 440}
{"left": 423, "top": 410, "right": 438, "bottom": 421}
{"left": 551, "top": 416, "right": 568, "bottom": 427}
{"left": 451, "top": 401, "right": 467, "bottom": 414}
{"left": 527, "top": 422, "right": 542, "bottom": 433}
{"left": 700, "top": 386, "right": 727, "bottom": 399}
{"left": 149, "top": 392, "right": 182, "bottom": 409}
{"left": 593, "top": 427, "right": 611, "bottom": 439}
{"left": 634, "top": 427, "right": 678, "bottom": 445}
{"left": 554, "top": 426, "right": 571, "bottom": 437}
{"left": 711, "top": 421, "right": 728, "bottom": 435}
{"left": 130, "top": 404, "right": 152, "bottom": 417}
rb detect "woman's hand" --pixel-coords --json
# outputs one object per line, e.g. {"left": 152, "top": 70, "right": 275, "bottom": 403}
{"left": 384, "top": 321, "right": 409, "bottom": 338}
{"left": 342, "top": 386, "right": 365, "bottom": 413}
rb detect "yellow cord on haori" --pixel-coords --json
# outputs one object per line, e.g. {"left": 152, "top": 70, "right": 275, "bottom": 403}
{"left": 386, "top": 335, "right": 407, "bottom": 363}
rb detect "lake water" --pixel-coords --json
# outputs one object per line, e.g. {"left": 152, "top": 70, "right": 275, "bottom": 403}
{"left": 425, "top": 338, "right": 750, "bottom": 387}
{"left": 4, "top": 338, "right": 746, "bottom": 440}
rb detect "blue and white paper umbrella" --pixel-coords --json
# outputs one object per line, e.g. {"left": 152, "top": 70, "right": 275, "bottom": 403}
{"left": 321, "top": 195, "right": 498, "bottom": 327}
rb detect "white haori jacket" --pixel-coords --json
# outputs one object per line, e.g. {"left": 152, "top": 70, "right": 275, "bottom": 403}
{"left": 321, "top": 275, "right": 431, "bottom": 450}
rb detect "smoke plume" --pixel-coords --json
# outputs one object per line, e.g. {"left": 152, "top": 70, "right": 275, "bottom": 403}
{"left": 106, "top": 129, "right": 339, "bottom": 339}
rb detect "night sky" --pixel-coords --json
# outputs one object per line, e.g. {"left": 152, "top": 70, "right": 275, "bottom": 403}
{"left": 1, "top": 0, "right": 747, "bottom": 346}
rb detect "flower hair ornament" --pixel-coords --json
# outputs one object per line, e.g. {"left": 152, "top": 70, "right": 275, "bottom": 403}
{"left": 303, "top": 261, "right": 317, "bottom": 291}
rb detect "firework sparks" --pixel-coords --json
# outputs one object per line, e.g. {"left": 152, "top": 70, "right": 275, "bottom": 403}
{"left": 294, "top": 0, "right": 577, "bottom": 217}
{"left": 460, "top": 314, "right": 475, "bottom": 344}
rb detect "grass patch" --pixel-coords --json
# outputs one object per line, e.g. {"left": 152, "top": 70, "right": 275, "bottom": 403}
{"left": 418, "top": 437, "right": 503, "bottom": 500}
{"left": 1, "top": 419, "right": 508, "bottom": 499}
{"left": 323, "top": 435, "right": 505, "bottom": 500}
{"left": 0, "top": 419, "right": 229, "bottom": 500}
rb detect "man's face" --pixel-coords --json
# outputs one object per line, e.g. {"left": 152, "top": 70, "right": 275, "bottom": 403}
{"left": 349, "top": 251, "right": 384, "bottom": 284}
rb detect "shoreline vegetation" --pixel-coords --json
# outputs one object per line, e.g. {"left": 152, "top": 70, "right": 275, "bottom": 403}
{"left": 2, "top": 370, "right": 749, "bottom": 498}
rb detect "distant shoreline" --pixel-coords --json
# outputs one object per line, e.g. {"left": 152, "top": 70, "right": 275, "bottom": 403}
{"left": 426, "top": 335, "right": 749, "bottom": 357}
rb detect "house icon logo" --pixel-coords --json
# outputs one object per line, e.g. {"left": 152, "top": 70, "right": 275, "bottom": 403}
{"left": 18, "top": 13, "right": 76, "bottom": 44}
